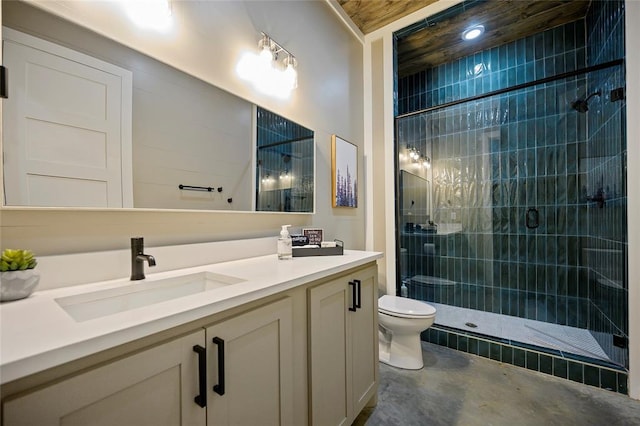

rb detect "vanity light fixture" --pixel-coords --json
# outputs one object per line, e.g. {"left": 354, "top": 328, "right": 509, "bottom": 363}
{"left": 279, "top": 170, "right": 291, "bottom": 180}
{"left": 406, "top": 146, "right": 430, "bottom": 168}
{"left": 408, "top": 147, "right": 419, "bottom": 160}
{"left": 258, "top": 34, "right": 275, "bottom": 65}
{"left": 237, "top": 33, "right": 298, "bottom": 99}
{"left": 462, "top": 24, "right": 484, "bottom": 41}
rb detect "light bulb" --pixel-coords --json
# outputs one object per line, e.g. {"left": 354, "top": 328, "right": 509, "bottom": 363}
{"left": 462, "top": 24, "right": 485, "bottom": 41}
{"left": 284, "top": 56, "right": 298, "bottom": 90}
{"left": 259, "top": 45, "right": 274, "bottom": 65}
{"left": 124, "top": 0, "right": 172, "bottom": 31}
{"left": 236, "top": 52, "right": 256, "bottom": 81}
{"left": 285, "top": 64, "right": 297, "bottom": 90}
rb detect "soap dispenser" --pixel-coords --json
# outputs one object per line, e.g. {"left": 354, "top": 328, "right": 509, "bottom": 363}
{"left": 401, "top": 281, "right": 408, "bottom": 297}
{"left": 277, "top": 225, "right": 293, "bottom": 260}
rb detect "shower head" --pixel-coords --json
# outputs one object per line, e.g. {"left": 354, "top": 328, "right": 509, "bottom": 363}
{"left": 571, "top": 90, "right": 601, "bottom": 113}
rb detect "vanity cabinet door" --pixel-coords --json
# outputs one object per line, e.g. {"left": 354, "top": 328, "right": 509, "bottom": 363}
{"left": 205, "top": 297, "right": 294, "bottom": 426}
{"left": 309, "top": 275, "right": 352, "bottom": 426}
{"left": 308, "top": 265, "right": 378, "bottom": 426}
{"left": 350, "top": 267, "right": 379, "bottom": 416}
{"left": 2, "top": 330, "right": 206, "bottom": 426}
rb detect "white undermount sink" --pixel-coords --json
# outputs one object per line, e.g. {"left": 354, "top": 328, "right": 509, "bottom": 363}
{"left": 55, "top": 271, "right": 245, "bottom": 322}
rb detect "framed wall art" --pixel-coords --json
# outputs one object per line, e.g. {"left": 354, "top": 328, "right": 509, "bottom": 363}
{"left": 331, "top": 135, "right": 357, "bottom": 208}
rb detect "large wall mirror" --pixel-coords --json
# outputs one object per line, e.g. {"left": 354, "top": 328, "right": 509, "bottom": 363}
{"left": 1, "top": 0, "right": 314, "bottom": 213}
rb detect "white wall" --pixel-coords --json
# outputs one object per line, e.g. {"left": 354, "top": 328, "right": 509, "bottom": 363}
{"left": 369, "top": 38, "right": 387, "bottom": 295}
{"left": 0, "top": 0, "right": 364, "bottom": 255}
{"left": 133, "top": 77, "right": 254, "bottom": 211}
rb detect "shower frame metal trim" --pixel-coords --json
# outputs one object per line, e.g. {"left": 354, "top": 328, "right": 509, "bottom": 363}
{"left": 396, "top": 58, "right": 624, "bottom": 119}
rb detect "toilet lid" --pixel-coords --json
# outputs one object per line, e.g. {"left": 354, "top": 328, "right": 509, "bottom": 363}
{"left": 378, "top": 295, "right": 436, "bottom": 318}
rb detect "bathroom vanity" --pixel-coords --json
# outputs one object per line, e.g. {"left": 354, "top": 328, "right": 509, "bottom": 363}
{"left": 0, "top": 249, "right": 381, "bottom": 425}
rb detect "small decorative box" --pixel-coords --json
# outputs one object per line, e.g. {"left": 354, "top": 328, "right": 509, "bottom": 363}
{"left": 292, "top": 240, "right": 344, "bottom": 257}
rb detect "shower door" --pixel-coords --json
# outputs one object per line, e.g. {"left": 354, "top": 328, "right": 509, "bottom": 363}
{"left": 395, "top": 62, "right": 627, "bottom": 368}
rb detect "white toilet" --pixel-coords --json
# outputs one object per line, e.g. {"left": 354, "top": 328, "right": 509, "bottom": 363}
{"left": 378, "top": 295, "right": 436, "bottom": 369}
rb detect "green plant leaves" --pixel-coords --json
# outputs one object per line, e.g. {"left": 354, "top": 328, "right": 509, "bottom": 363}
{"left": 0, "top": 249, "right": 37, "bottom": 272}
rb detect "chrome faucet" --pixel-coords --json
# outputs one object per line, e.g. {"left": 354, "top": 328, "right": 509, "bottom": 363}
{"left": 131, "top": 237, "right": 156, "bottom": 280}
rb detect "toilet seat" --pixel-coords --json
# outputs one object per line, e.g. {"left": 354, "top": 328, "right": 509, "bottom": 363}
{"left": 378, "top": 295, "right": 436, "bottom": 319}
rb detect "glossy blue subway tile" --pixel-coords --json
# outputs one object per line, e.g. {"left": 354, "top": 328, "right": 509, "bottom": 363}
{"left": 447, "top": 333, "right": 458, "bottom": 350}
{"left": 568, "top": 361, "right": 584, "bottom": 383}
{"left": 468, "top": 337, "right": 479, "bottom": 355}
{"left": 617, "top": 372, "right": 628, "bottom": 394}
{"left": 426, "top": 327, "right": 628, "bottom": 394}
{"left": 600, "top": 368, "right": 617, "bottom": 391}
{"left": 478, "top": 340, "right": 490, "bottom": 358}
{"left": 584, "top": 365, "right": 600, "bottom": 387}
{"left": 553, "top": 357, "right": 568, "bottom": 379}
{"left": 489, "top": 342, "right": 502, "bottom": 361}
{"left": 539, "top": 354, "right": 553, "bottom": 375}
{"left": 457, "top": 335, "right": 469, "bottom": 352}
{"left": 525, "top": 351, "right": 540, "bottom": 372}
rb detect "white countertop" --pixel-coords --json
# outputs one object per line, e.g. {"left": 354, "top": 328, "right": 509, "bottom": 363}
{"left": 0, "top": 250, "right": 382, "bottom": 384}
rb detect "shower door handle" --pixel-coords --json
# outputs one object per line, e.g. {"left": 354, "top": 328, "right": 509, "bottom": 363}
{"left": 348, "top": 281, "right": 357, "bottom": 312}
{"left": 525, "top": 208, "right": 539, "bottom": 229}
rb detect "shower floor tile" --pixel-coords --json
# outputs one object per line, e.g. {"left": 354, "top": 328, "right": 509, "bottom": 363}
{"left": 430, "top": 303, "right": 611, "bottom": 361}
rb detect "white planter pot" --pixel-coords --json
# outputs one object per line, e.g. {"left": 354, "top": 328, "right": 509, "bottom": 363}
{"left": 0, "top": 269, "right": 40, "bottom": 302}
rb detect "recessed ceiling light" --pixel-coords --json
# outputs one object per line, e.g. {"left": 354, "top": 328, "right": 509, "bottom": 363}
{"left": 462, "top": 24, "right": 485, "bottom": 41}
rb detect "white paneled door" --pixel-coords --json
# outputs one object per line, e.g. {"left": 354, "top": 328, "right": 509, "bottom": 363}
{"left": 2, "top": 28, "right": 132, "bottom": 207}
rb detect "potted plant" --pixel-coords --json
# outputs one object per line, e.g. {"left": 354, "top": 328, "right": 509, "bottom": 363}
{"left": 0, "top": 249, "right": 40, "bottom": 302}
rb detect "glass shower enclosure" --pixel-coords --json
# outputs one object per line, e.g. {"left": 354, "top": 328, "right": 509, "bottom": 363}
{"left": 394, "top": 23, "right": 627, "bottom": 370}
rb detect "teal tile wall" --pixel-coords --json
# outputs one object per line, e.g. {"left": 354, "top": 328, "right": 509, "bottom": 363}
{"left": 256, "top": 107, "right": 314, "bottom": 212}
{"left": 424, "top": 326, "right": 628, "bottom": 395}
{"left": 396, "top": 0, "right": 627, "bottom": 370}
{"left": 398, "top": 21, "right": 585, "bottom": 115}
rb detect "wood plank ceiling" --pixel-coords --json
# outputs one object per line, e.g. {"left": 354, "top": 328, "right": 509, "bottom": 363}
{"left": 337, "top": 0, "right": 440, "bottom": 34}
{"left": 337, "top": 0, "right": 591, "bottom": 77}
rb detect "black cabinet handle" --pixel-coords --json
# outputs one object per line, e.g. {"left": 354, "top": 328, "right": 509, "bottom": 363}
{"left": 348, "top": 281, "right": 357, "bottom": 312}
{"left": 212, "top": 337, "right": 225, "bottom": 396}
{"left": 192, "top": 345, "right": 207, "bottom": 407}
{"left": 354, "top": 279, "right": 362, "bottom": 309}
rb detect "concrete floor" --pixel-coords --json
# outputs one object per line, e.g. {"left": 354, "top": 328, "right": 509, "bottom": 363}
{"left": 354, "top": 342, "right": 640, "bottom": 426}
